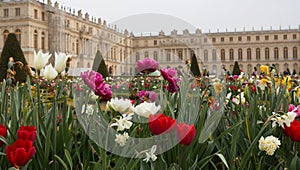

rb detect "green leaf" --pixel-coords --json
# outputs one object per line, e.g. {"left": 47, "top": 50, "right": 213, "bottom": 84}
{"left": 65, "top": 149, "right": 73, "bottom": 170}
{"left": 216, "top": 153, "right": 229, "bottom": 169}
{"left": 54, "top": 155, "right": 69, "bottom": 169}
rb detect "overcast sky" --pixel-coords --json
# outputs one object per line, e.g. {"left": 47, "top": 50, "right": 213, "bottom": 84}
{"left": 56, "top": 0, "right": 300, "bottom": 34}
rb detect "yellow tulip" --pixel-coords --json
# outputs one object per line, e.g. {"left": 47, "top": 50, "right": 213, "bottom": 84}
{"left": 260, "top": 65, "right": 269, "bottom": 75}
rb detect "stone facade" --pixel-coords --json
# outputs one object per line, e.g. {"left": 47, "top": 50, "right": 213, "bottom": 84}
{"left": 0, "top": 0, "right": 299, "bottom": 76}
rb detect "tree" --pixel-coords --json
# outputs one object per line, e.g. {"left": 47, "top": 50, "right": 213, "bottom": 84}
{"left": 232, "top": 61, "right": 241, "bottom": 76}
{"left": 92, "top": 50, "right": 109, "bottom": 78}
{"left": 0, "top": 33, "right": 28, "bottom": 83}
{"left": 190, "top": 53, "right": 201, "bottom": 77}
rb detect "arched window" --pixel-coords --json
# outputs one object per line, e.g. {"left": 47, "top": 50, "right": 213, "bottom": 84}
{"left": 293, "top": 47, "right": 298, "bottom": 59}
{"left": 265, "top": 48, "right": 270, "bottom": 60}
{"left": 284, "top": 47, "right": 288, "bottom": 59}
{"left": 239, "top": 64, "right": 243, "bottom": 71}
{"left": 204, "top": 50, "right": 208, "bottom": 61}
{"left": 247, "top": 48, "right": 251, "bottom": 60}
{"left": 229, "top": 49, "right": 234, "bottom": 60}
{"left": 238, "top": 48, "right": 243, "bottom": 60}
{"left": 221, "top": 49, "right": 225, "bottom": 61}
{"left": 293, "top": 63, "right": 298, "bottom": 73}
{"left": 230, "top": 64, "right": 234, "bottom": 72}
{"left": 3, "top": 30, "right": 9, "bottom": 43}
{"left": 247, "top": 64, "right": 252, "bottom": 74}
{"left": 284, "top": 63, "right": 289, "bottom": 71}
{"left": 212, "top": 50, "right": 217, "bottom": 61}
{"left": 256, "top": 48, "right": 260, "bottom": 60}
{"left": 274, "top": 47, "right": 279, "bottom": 60}
{"left": 15, "top": 29, "right": 21, "bottom": 44}
{"left": 33, "top": 30, "right": 38, "bottom": 49}
{"left": 41, "top": 32, "right": 45, "bottom": 50}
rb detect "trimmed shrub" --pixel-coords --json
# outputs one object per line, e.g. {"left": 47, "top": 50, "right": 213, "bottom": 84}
{"left": 92, "top": 50, "right": 109, "bottom": 78}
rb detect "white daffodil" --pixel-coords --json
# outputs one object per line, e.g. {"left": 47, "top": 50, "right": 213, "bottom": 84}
{"left": 258, "top": 136, "right": 281, "bottom": 156}
{"left": 115, "top": 132, "right": 129, "bottom": 146}
{"left": 271, "top": 111, "right": 296, "bottom": 128}
{"left": 55, "top": 52, "right": 70, "bottom": 73}
{"left": 34, "top": 50, "right": 51, "bottom": 70}
{"left": 111, "top": 113, "right": 134, "bottom": 131}
{"left": 43, "top": 64, "right": 58, "bottom": 80}
{"left": 131, "top": 102, "right": 161, "bottom": 118}
{"left": 143, "top": 145, "right": 157, "bottom": 163}
{"left": 107, "top": 98, "right": 132, "bottom": 113}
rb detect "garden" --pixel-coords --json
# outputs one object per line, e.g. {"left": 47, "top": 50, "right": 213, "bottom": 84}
{"left": 0, "top": 33, "right": 300, "bottom": 169}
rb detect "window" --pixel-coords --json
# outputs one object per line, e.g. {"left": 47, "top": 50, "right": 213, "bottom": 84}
{"left": 256, "top": 36, "right": 260, "bottom": 41}
{"left": 247, "top": 36, "right": 251, "bottom": 41}
{"left": 15, "top": 29, "right": 21, "bottom": 44}
{"left": 284, "top": 47, "right": 288, "bottom": 59}
{"left": 238, "top": 36, "right": 242, "bottom": 41}
{"left": 293, "top": 34, "right": 297, "bottom": 40}
{"left": 167, "top": 52, "right": 171, "bottom": 61}
{"left": 4, "top": 9, "right": 8, "bottom": 17}
{"left": 229, "top": 37, "right": 233, "bottom": 42}
{"left": 204, "top": 50, "right": 208, "bottom": 61}
{"left": 274, "top": 47, "right": 279, "bottom": 60}
{"left": 212, "top": 37, "right": 216, "bottom": 43}
{"left": 265, "top": 35, "right": 269, "bottom": 40}
{"left": 229, "top": 49, "right": 234, "bottom": 60}
{"left": 204, "top": 38, "right": 207, "bottom": 43}
{"left": 33, "top": 30, "right": 38, "bottom": 49}
{"left": 144, "top": 51, "right": 149, "bottom": 58}
{"left": 212, "top": 50, "right": 216, "bottom": 61}
{"left": 76, "top": 23, "right": 79, "bottom": 30}
{"left": 293, "top": 47, "right": 298, "bottom": 59}
{"left": 274, "top": 35, "right": 278, "bottom": 40}
{"left": 283, "top": 35, "right": 287, "bottom": 40}
{"left": 178, "top": 51, "right": 182, "bottom": 60}
{"left": 154, "top": 51, "right": 158, "bottom": 61}
{"left": 247, "top": 48, "right": 251, "bottom": 60}
{"left": 41, "top": 32, "right": 45, "bottom": 50}
{"left": 15, "top": 8, "right": 20, "bottom": 16}
{"left": 42, "top": 12, "right": 45, "bottom": 21}
{"left": 136, "top": 52, "right": 140, "bottom": 61}
{"left": 3, "top": 30, "right": 9, "bottom": 43}
{"left": 265, "top": 48, "right": 270, "bottom": 60}
{"left": 154, "top": 40, "right": 157, "bottom": 45}
{"left": 256, "top": 48, "right": 260, "bottom": 60}
{"left": 221, "top": 37, "right": 224, "bottom": 42}
{"left": 34, "top": 9, "right": 38, "bottom": 19}
{"left": 221, "top": 49, "right": 225, "bottom": 61}
{"left": 76, "top": 39, "right": 79, "bottom": 54}
{"left": 238, "top": 48, "right": 243, "bottom": 60}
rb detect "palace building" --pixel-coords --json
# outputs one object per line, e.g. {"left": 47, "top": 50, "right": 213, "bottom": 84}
{"left": 0, "top": 0, "right": 299, "bottom": 76}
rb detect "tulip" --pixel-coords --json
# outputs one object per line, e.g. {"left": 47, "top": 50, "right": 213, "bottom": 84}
{"left": 33, "top": 50, "right": 51, "bottom": 70}
{"left": 0, "top": 124, "right": 7, "bottom": 147}
{"left": 55, "top": 52, "right": 69, "bottom": 73}
{"left": 148, "top": 114, "right": 176, "bottom": 135}
{"left": 43, "top": 64, "right": 58, "bottom": 80}
{"left": 135, "top": 58, "right": 159, "bottom": 73}
{"left": 6, "top": 139, "right": 36, "bottom": 168}
{"left": 283, "top": 119, "right": 300, "bottom": 142}
{"left": 176, "top": 122, "right": 196, "bottom": 145}
{"left": 17, "top": 126, "right": 37, "bottom": 142}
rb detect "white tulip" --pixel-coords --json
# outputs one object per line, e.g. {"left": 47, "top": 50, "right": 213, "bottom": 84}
{"left": 43, "top": 64, "right": 58, "bottom": 80}
{"left": 34, "top": 50, "right": 51, "bottom": 70}
{"left": 107, "top": 98, "right": 132, "bottom": 113}
{"left": 131, "top": 102, "right": 160, "bottom": 118}
{"left": 55, "top": 52, "right": 70, "bottom": 73}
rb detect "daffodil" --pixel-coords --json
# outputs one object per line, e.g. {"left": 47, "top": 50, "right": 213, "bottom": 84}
{"left": 43, "top": 64, "right": 58, "bottom": 80}
{"left": 258, "top": 136, "right": 281, "bottom": 156}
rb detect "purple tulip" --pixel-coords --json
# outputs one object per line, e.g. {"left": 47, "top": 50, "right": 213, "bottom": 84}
{"left": 135, "top": 58, "right": 159, "bottom": 73}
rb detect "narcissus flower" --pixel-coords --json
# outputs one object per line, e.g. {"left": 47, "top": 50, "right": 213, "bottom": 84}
{"left": 115, "top": 132, "right": 129, "bottom": 147}
{"left": 283, "top": 119, "right": 300, "bottom": 142}
{"left": 135, "top": 58, "right": 159, "bottom": 73}
{"left": 6, "top": 139, "right": 36, "bottom": 168}
{"left": 0, "top": 124, "right": 7, "bottom": 147}
{"left": 258, "top": 135, "right": 281, "bottom": 156}
{"left": 17, "top": 126, "right": 37, "bottom": 142}
{"left": 148, "top": 113, "right": 176, "bottom": 135}
{"left": 176, "top": 122, "right": 196, "bottom": 146}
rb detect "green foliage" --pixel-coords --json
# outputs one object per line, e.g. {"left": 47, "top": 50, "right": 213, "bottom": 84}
{"left": 92, "top": 50, "right": 109, "bottom": 78}
{"left": 0, "top": 33, "right": 28, "bottom": 83}
{"left": 190, "top": 53, "right": 201, "bottom": 77}
{"left": 232, "top": 61, "right": 241, "bottom": 75}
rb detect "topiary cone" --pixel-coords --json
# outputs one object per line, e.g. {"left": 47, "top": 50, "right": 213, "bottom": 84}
{"left": 92, "top": 50, "right": 109, "bottom": 78}
{"left": 190, "top": 53, "right": 201, "bottom": 77}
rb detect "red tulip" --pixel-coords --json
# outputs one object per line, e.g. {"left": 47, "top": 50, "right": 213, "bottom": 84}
{"left": 6, "top": 139, "right": 36, "bottom": 168}
{"left": 283, "top": 119, "right": 300, "bottom": 142}
{"left": 17, "top": 126, "right": 37, "bottom": 142}
{"left": 176, "top": 122, "right": 196, "bottom": 145}
{"left": 0, "top": 124, "right": 7, "bottom": 147}
{"left": 148, "top": 114, "right": 176, "bottom": 135}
